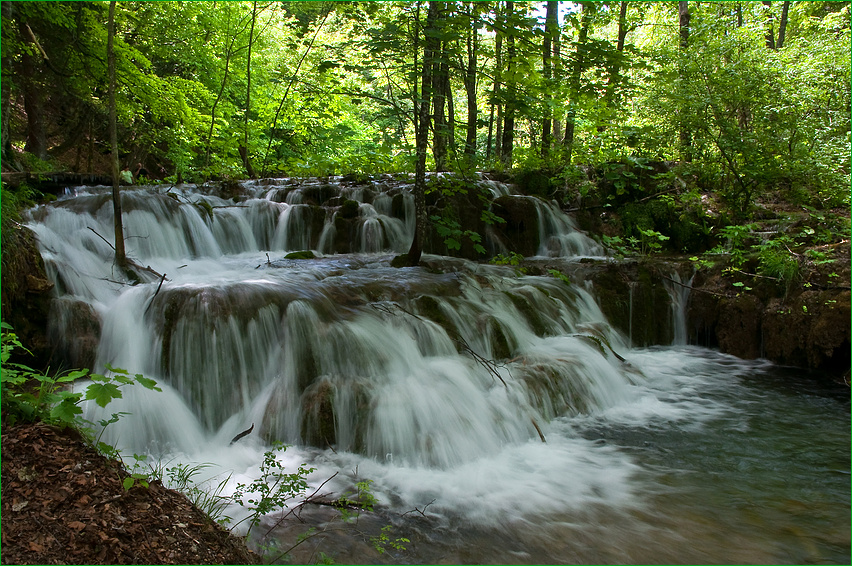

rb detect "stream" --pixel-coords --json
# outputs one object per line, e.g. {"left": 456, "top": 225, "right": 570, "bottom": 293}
{"left": 25, "top": 177, "right": 850, "bottom": 564}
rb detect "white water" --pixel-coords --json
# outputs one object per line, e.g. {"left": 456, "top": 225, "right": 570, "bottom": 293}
{"left": 25, "top": 180, "right": 848, "bottom": 563}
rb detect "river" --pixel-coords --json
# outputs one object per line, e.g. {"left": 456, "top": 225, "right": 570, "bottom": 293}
{"left": 26, "top": 178, "right": 850, "bottom": 564}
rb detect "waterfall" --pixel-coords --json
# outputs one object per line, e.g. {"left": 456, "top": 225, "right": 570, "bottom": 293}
{"left": 663, "top": 270, "right": 694, "bottom": 346}
{"left": 24, "top": 180, "right": 640, "bottom": 466}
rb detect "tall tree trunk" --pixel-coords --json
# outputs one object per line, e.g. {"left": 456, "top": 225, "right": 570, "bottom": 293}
{"left": 107, "top": 1, "right": 126, "bottom": 267}
{"left": 564, "top": 2, "right": 593, "bottom": 164}
{"left": 552, "top": 21, "right": 562, "bottom": 143}
{"left": 407, "top": 0, "right": 439, "bottom": 266}
{"left": 604, "top": 2, "right": 628, "bottom": 105}
{"left": 241, "top": 1, "right": 257, "bottom": 178}
{"left": 777, "top": 1, "right": 790, "bottom": 48}
{"left": 463, "top": 8, "right": 478, "bottom": 158}
{"left": 762, "top": 1, "right": 776, "bottom": 49}
{"left": 500, "top": 1, "right": 515, "bottom": 168}
{"left": 541, "top": 0, "right": 557, "bottom": 159}
{"left": 677, "top": 1, "right": 692, "bottom": 162}
{"left": 18, "top": 17, "right": 47, "bottom": 160}
{"left": 487, "top": 21, "right": 503, "bottom": 160}
{"left": 432, "top": 37, "right": 448, "bottom": 171}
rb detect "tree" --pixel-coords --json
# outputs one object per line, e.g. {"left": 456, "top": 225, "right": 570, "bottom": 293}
{"left": 540, "top": 0, "right": 558, "bottom": 159}
{"left": 404, "top": 0, "right": 440, "bottom": 266}
{"left": 107, "top": 1, "right": 126, "bottom": 267}
{"left": 563, "top": 2, "right": 595, "bottom": 164}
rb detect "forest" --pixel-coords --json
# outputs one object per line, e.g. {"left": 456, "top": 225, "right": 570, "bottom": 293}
{"left": 2, "top": 1, "right": 848, "bottom": 201}
{"left": 1, "top": 2, "right": 851, "bottom": 565}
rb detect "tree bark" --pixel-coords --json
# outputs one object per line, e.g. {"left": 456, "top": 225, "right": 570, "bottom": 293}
{"left": 463, "top": 8, "right": 477, "bottom": 158}
{"left": 432, "top": 35, "right": 448, "bottom": 171}
{"left": 677, "top": 1, "right": 692, "bottom": 162}
{"left": 241, "top": 1, "right": 258, "bottom": 178}
{"left": 108, "top": 1, "right": 126, "bottom": 267}
{"left": 564, "top": 2, "right": 593, "bottom": 164}
{"left": 406, "top": 0, "right": 439, "bottom": 266}
{"left": 540, "top": 0, "right": 557, "bottom": 159}
{"left": 777, "top": 1, "right": 790, "bottom": 48}
{"left": 763, "top": 1, "right": 776, "bottom": 49}
{"left": 500, "top": 1, "right": 515, "bottom": 168}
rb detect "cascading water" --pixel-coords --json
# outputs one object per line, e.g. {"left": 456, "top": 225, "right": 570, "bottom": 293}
{"left": 23, "top": 178, "right": 849, "bottom": 564}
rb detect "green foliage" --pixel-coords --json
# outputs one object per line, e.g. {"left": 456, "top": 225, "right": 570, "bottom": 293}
{"left": 755, "top": 237, "right": 800, "bottom": 284}
{"left": 1, "top": 324, "right": 161, "bottom": 429}
{"left": 231, "top": 442, "right": 315, "bottom": 537}
{"left": 548, "top": 269, "right": 571, "bottom": 286}
{"left": 370, "top": 524, "right": 410, "bottom": 555}
{"left": 430, "top": 215, "right": 486, "bottom": 255}
{"left": 490, "top": 252, "right": 524, "bottom": 266}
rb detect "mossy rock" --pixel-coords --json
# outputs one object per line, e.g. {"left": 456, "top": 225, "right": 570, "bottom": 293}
{"left": 414, "top": 295, "right": 458, "bottom": 340}
{"left": 504, "top": 291, "right": 548, "bottom": 336}
{"left": 301, "top": 380, "right": 336, "bottom": 447}
{"left": 339, "top": 199, "right": 360, "bottom": 219}
{"left": 285, "top": 250, "right": 316, "bottom": 260}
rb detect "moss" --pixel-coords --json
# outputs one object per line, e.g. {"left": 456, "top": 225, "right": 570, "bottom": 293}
{"left": 339, "top": 199, "right": 360, "bottom": 219}
{"left": 301, "top": 380, "right": 336, "bottom": 447}
{"left": 285, "top": 250, "right": 316, "bottom": 260}
{"left": 504, "top": 291, "right": 547, "bottom": 336}
{"left": 414, "top": 295, "right": 458, "bottom": 338}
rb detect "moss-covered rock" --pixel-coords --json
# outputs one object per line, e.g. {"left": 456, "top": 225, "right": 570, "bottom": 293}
{"left": 491, "top": 196, "right": 541, "bottom": 257}
{"left": 285, "top": 250, "right": 316, "bottom": 260}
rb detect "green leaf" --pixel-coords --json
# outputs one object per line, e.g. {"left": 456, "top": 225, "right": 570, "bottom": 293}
{"left": 123, "top": 477, "right": 135, "bottom": 491}
{"left": 135, "top": 375, "right": 161, "bottom": 391}
{"left": 85, "top": 383, "right": 123, "bottom": 408}
{"left": 50, "top": 398, "right": 83, "bottom": 423}
{"left": 445, "top": 238, "right": 461, "bottom": 250}
{"left": 56, "top": 369, "right": 90, "bottom": 383}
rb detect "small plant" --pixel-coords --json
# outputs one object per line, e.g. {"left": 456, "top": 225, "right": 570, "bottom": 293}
{"left": 490, "top": 252, "right": 524, "bottom": 266}
{"left": 601, "top": 234, "right": 632, "bottom": 257}
{"left": 548, "top": 269, "right": 571, "bottom": 285}
{"left": 1, "top": 324, "right": 161, "bottom": 429}
{"left": 370, "top": 524, "right": 410, "bottom": 555}
{"left": 430, "top": 215, "right": 486, "bottom": 255}
{"left": 637, "top": 228, "right": 669, "bottom": 255}
{"left": 231, "top": 442, "right": 315, "bottom": 537}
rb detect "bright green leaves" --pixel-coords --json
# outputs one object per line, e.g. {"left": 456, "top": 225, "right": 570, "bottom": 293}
{"left": 1, "top": 327, "right": 160, "bottom": 428}
{"left": 430, "top": 215, "right": 487, "bottom": 256}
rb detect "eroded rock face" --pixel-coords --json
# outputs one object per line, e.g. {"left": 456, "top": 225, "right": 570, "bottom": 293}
{"left": 1, "top": 224, "right": 54, "bottom": 367}
{"left": 48, "top": 299, "right": 101, "bottom": 370}
{"left": 688, "top": 271, "right": 850, "bottom": 378}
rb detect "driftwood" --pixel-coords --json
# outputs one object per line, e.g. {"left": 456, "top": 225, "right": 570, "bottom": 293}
{"left": 229, "top": 423, "right": 254, "bottom": 445}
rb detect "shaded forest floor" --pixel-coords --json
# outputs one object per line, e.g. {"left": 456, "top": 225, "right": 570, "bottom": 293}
{"left": 1, "top": 422, "right": 261, "bottom": 565}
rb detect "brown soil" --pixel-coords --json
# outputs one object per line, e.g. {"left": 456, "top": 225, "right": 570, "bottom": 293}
{"left": 0, "top": 422, "right": 262, "bottom": 565}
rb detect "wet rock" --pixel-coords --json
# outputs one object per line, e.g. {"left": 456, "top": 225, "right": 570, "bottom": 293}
{"left": 339, "top": 199, "right": 360, "bottom": 219}
{"left": 1, "top": 224, "right": 53, "bottom": 367}
{"left": 48, "top": 299, "right": 101, "bottom": 370}
{"left": 301, "top": 379, "right": 337, "bottom": 447}
{"left": 491, "top": 196, "right": 541, "bottom": 257}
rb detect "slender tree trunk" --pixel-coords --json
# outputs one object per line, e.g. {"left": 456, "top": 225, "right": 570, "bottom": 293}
{"left": 108, "top": 1, "right": 126, "bottom": 267}
{"left": 487, "top": 22, "right": 503, "bottom": 160}
{"left": 18, "top": 18, "right": 47, "bottom": 160}
{"left": 564, "top": 2, "right": 593, "bottom": 164}
{"left": 541, "top": 0, "right": 557, "bottom": 159}
{"left": 241, "top": 1, "right": 257, "bottom": 178}
{"left": 463, "top": 9, "right": 477, "bottom": 158}
{"left": 500, "top": 1, "right": 515, "bottom": 168}
{"left": 552, "top": 22, "right": 562, "bottom": 143}
{"left": 777, "top": 1, "right": 790, "bottom": 48}
{"left": 762, "top": 1, "right": 776, "bottom": 49}
{"left": 605, "top": 2, "right": 628, "bottom": 104}
{"left": 677, "top": 1, "right": 692, "bottom": 162}
{"left": 407, "top": 0, "right": 439, "bottom": 266}
{"left": 432, "top": 37, "right": 448, "bottom": 171}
